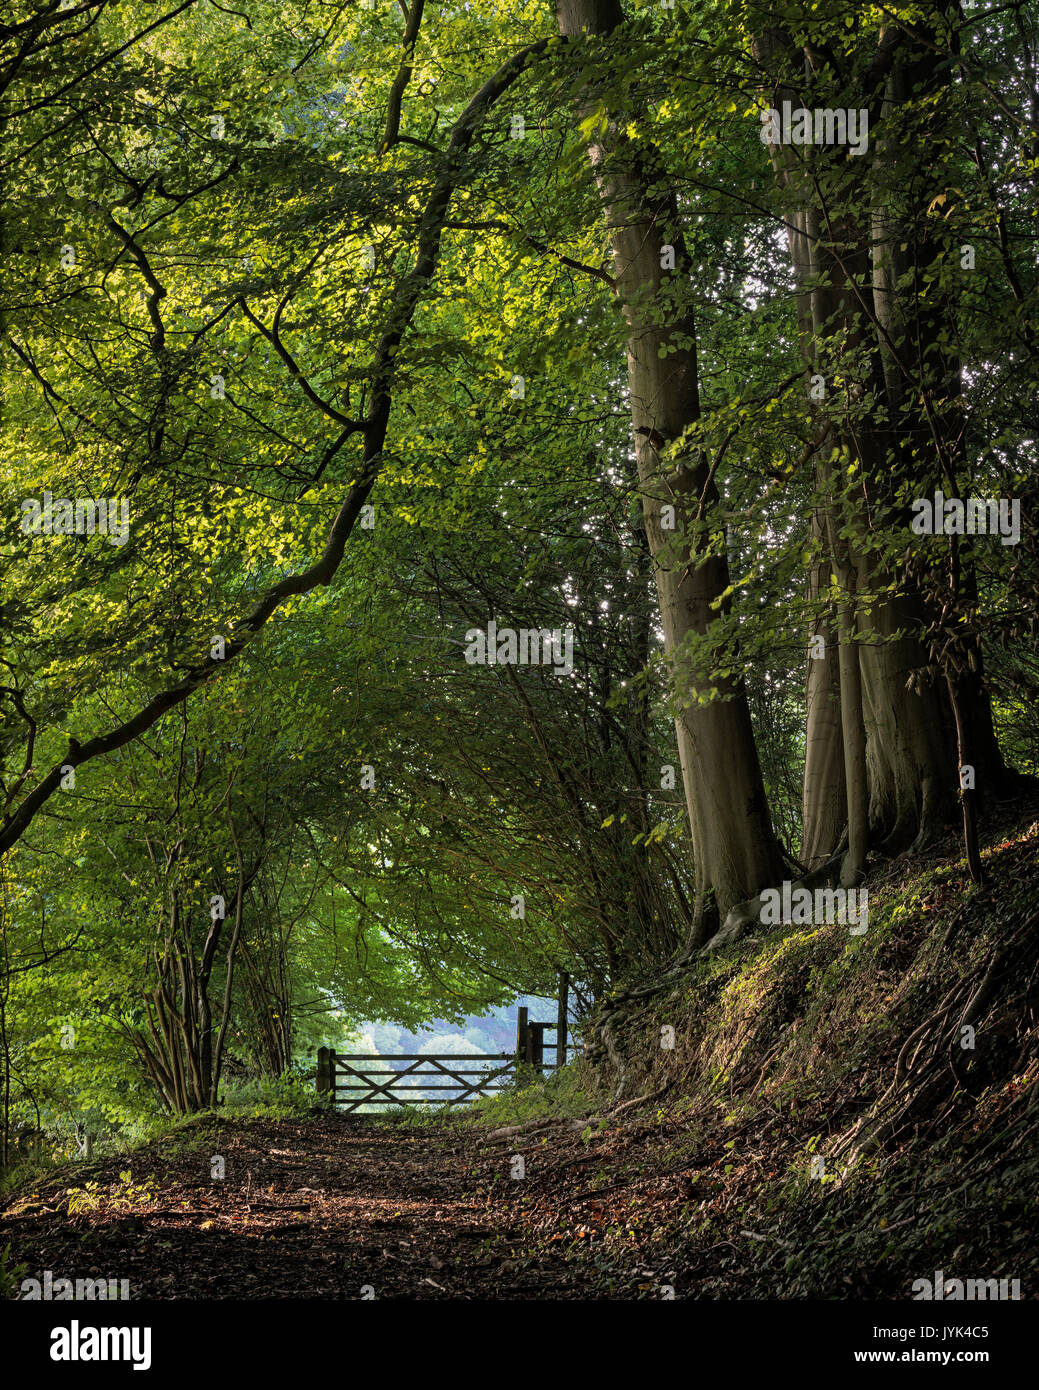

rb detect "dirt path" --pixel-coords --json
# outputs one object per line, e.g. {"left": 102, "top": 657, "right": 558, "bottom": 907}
{"left": 1, "top": 1114, "right": 676, "bottom": 1299}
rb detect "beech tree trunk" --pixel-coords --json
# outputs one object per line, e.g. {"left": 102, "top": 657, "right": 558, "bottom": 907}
{"left": 752, "top": 16, "right": 1010, "bottom": 869}
{"left": 802, "top": 513, "right": 845, "bottom": 867}
{"left": 557, "top": 0, "right": 785, "bottom": 939}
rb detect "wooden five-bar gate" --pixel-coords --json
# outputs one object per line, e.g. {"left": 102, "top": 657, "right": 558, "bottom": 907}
{"left": 316, "top": 985, "right": 578, "bottom": 1113}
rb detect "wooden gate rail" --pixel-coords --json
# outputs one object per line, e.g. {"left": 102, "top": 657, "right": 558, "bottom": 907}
{"left": 316, "top": 987, "right": 580, "bottom": 1112}
{"left": 316, "top": 1050, "right": 522, "bottom": 1113}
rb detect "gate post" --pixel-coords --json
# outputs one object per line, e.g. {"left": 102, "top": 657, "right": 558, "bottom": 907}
{"left": 556, "top": 971, "right": 569, "bottom": 1070}
{"left": 529, "top": 1023, "right": 545, "bottom": 1072}
{"left": 516, "top": 1007, "right": 529, "bottom": 1065}
{"left": 316, "top": 1046, "right": 332, "bottom": 1096}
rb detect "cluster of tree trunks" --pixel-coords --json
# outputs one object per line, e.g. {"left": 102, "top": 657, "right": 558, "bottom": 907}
{"left": 557, "top": 0, "right": 1017, "bottom": 939}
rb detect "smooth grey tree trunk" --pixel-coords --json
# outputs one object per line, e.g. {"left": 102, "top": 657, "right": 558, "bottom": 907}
{"left": 557, "top": 0, "right": 785, "bottom": 937}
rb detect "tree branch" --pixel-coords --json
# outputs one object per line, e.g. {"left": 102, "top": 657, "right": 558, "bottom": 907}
{"left": 0, "top": 37, "right": 555, "bottom": 860}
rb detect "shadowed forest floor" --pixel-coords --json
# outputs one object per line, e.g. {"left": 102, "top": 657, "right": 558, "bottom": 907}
{"left": 3, "top": 1055, "right": 1035, "bottom": 1302}
{"left": 1, "top": 1113, "right": 684, "bottom": 1299}
{"left": 5, "top": 807, "right": 1039, "bottom": 1302}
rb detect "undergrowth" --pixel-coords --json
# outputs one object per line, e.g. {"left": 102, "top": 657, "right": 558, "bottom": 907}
{"left": 455, "top": 805, "right": 1039, "bottom": 1297}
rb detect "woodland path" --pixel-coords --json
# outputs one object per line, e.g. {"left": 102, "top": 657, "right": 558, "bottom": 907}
{"left": 1, "top": 1113, "right": 685, "bottom": 1299}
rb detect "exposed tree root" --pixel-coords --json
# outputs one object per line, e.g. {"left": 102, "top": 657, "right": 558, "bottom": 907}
{"left": 832, "top": 908, "right": 1039, "bottom": 1165}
